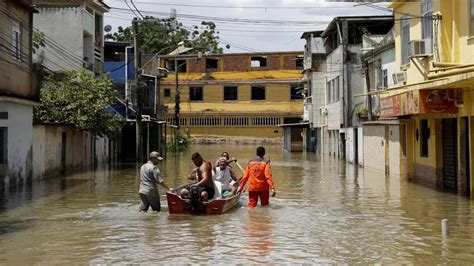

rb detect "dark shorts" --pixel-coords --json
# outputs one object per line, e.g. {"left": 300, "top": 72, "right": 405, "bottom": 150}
{"left": 202, "top": 186, "right": 215, "bottom": 200}
{"left": 187, "top": 185, "right": 215, "bottom": 200}
{"left": 139, "top": 193, "right": 161, "bottom": 212}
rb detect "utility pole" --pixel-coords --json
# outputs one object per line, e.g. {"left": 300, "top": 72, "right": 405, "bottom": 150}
{"left": 133, "top": 17, "right": 144, "bottom": 163}
{"left": 132, "top": 9, "right": 177, "bottom": 162}
{"left": 174, "top": 58, "right": 180, "bottom": 129}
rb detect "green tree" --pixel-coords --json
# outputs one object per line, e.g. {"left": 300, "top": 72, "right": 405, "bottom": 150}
{"left": 105, "top": 18, "right": 229, "bottom": 54}
{"left": 32, "top": 29, "right": 45, "bottom": 54}
{"left": 34, "top": 70, "right": 124, "bottom": 137}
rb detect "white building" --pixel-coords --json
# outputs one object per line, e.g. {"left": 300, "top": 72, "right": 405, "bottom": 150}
{"left": 33, "top": 0, "right": 109, "bottom": 73}
{"left": 360, "top": 29, "right": 402, "bottom": 175}
{"left": 302, "top": 16, "right": 394, "bottom": 166}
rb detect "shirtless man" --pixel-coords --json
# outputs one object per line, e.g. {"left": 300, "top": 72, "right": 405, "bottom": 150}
{"left": 180, "top": 152, "right": 215, "bottom": 201}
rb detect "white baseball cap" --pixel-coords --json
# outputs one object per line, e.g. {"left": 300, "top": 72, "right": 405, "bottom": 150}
{"left": 149, "top": 151, "right": 163, "bottom": 160}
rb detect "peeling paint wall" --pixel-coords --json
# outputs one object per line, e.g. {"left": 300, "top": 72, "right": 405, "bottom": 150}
{"left": 0, "top": 101, "right": 33, "bottom": 187}
{"left": 32, "top": 124, "right": 113, "bottom": 179}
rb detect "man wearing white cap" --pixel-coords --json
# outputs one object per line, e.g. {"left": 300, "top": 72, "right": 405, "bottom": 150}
{"left": 139, "top": 151, "right": 172, "bottom": 212}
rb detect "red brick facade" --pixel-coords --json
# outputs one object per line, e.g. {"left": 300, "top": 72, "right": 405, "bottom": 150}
{"left": 223, "top": 56, "right": 250, "bottom": 72}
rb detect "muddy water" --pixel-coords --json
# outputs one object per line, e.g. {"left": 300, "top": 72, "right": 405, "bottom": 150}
{"left": 1, "top": 145, "right": 474, "bottom": 264}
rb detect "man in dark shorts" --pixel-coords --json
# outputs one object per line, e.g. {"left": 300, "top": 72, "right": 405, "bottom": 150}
{"left": 139, "top": 151, "right": 172, "bottom": 212}
{"left": 180, "top": 152, "right": 215, "bottom": 201}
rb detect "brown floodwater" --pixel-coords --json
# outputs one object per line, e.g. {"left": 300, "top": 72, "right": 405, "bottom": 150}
{"left": 1, "top": 144, "right": 474, "bottom": 264}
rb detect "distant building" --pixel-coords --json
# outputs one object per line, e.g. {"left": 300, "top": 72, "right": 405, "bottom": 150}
{"left": 0, "top": 0, "right": 41, "bottom": 186}
{"left": 32, "top": 0, "right": 109, "bottom": 73}
{"left": 301, "top": 16, "right": 393, "bottom": 165}
{"left": 145, "top": 52, "right": 304, "bottom": 138}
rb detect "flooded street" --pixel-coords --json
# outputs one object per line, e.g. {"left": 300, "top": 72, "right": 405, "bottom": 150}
{"left": 1, "top": 144, "right": 474, "bottom": 264}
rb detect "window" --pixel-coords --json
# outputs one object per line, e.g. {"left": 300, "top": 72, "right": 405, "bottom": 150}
{"left": 421, "top": 0, "right": 433, "bottom": 54}
{"left": 251, "top": 85, "right": 265, "bottom": 100}
{"left": 326, "top": 80, "right": 332, "bottom": 104}
{"left": 296, "top": 56, "right": 304, "bottom": 69}
{"left": 382, "top": 69, "right": 388, "bottom": 89}
{"left": 164, "top": 89, "right": 171, "bottom": 98}
{"left": 291, "top": 84, "right": 303, "bottom": 100}
{"left": 206, "top": 58, "right": 219, "bottom": 72}
{"left": 251, "top": 56, "right": 267, "bottom": 68}
{"left": 224, "top": 86, "right": 238, "bottom": 101}
{"left": 471, "top": 0, "right": 474, "bottom": 36}
{"left": 0, "top": 128, "right": 6, "bottom": 164}
{"left": 12, "top": 20, "right": 21, "bottom": 61}
{"left": 224, "top": 117, "right": 249, "bottom": 126}
{"left": 401, "top": 16, "right": 411, "bottom": 65}
{"left": 167, "top": 59, "right": 187, "bottom": 73}
{"left": 420, "top": 119, "right": 429, "bottom": 157}
{"left": 327, "top": 77, "right": 340, "bottom": 103}
{"left": 189, "top": 87, "right": 203, "bottom": 101}
{"left": 252, "top": 117, "right": 280, "bottom": 126}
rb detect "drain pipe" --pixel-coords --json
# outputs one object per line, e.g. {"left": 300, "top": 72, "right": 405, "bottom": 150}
{"left": 428, "top": 66, "right": 474, "bottom": 79}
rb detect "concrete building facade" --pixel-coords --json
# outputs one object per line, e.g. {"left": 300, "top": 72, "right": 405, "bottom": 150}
{"left": 32, "top": 0, "right": 109, "bottom": 73}
{"left": 301, "top": 16, "right": 394, "bottom": 165}
{"left": 0, "top": 0, "right": 41, "bottom": 188}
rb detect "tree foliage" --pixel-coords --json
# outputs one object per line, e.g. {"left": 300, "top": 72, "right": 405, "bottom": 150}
{"left": 34, "top": 70, "right": 124, "bottom": 137}
{"left": 32, "top": 29, "right": 46, "bottom": 54}
{"left": 105, "top": 18, "right": 229, "bottom": 54}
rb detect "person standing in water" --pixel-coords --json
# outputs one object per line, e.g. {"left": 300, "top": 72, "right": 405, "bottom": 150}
{"left": 238, "top": 146, "right": 276, "bottom": 208}
{"left": 139, "top": 151, "right": 172, "bottom": 212}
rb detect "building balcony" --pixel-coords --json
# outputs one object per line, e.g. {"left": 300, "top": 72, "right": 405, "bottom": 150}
{"left": 83, "top": 10, "right": 94, "bottom": 36}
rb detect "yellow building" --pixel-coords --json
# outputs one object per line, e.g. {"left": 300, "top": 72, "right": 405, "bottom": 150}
{"left": 380, "top": 0, "right": 474, "bottom": 197}
{"left": 146, "top": 52, "right": 304, "bottom": 138}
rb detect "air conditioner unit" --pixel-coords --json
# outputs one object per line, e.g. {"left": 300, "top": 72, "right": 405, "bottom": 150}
{"left": 409, "top": 40, "right": 429, "bottom": 58}
{"left": 392, "top": 72, "right": 407, "bottom": 85}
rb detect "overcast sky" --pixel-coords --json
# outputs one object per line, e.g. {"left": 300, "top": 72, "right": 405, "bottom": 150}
{"left": 103, "top": 0, "right": 391, "bottom": 53}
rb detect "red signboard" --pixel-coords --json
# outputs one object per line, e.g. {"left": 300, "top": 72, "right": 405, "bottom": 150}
{"left": 380, "top": 89, "right": 457, "bottom": 119}
{"left": 419, "top": 89, "right": 458, "bottom": 114}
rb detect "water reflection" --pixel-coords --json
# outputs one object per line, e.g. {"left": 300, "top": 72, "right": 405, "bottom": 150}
{"left": 1, "top": 145, "right": 474, "bottom": 263}
{"left": 242, "top": 209, "right": 275, "bottom": 260}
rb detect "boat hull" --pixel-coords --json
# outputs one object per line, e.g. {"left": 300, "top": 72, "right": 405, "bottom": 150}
{"left": 166, "top": 190, "right": 241, "bottom": 215}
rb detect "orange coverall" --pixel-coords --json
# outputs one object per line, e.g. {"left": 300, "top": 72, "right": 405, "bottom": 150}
{"left": 239, "top": 157, "right": 275, "bottom": 208}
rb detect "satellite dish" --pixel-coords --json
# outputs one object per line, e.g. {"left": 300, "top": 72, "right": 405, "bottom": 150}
{"left": 104, "top": 25, "right": 112, "bottom": 32}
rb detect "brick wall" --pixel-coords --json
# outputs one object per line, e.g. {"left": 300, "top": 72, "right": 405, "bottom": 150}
{"left": 188, "top": 58, "right": 206, "bottom": 73}
{"left": 266, "top": 56, "right": 281, "bottom": 70}
{"left": 283, "top": 55, "right": 297, "bottom": 70}
{"left": 223, "top": 56, "right": 249, "bottom": 72}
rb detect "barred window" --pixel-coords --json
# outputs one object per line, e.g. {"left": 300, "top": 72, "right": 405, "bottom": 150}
{"left": 189, "top": 117, "right": 221, "bottom": 126}
{"left": 224, "top": 117, "right": 249, "bottom": 126}
{"left": 252, "top": 117, "right": 280, "bottom": 126}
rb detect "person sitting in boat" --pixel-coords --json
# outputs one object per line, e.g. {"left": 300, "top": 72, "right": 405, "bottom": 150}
{"left": 180, "top": 152, "right": 215, "bottom": 201}
{"left": 214, "top": 157, "right": 238, "bottom": 197}
{"left": 215, "top": 152, "right": 237, "bottom": 170}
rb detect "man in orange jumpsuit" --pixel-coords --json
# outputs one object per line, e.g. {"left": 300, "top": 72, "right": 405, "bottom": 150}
{"left": 238, "top": 146, "right": 276, "bottom": 208}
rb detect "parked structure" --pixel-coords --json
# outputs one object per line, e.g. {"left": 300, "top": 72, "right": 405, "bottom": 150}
{"left": 378, "top": 0, "right": 474, "bottom": 197}
{"left": 32, "top": 0, "right": 109, "bottom": 73}
{"left": 0, "top": 0, "right": 41, "bottom": 187}
{"left": 301, "top": 16, "right": 393, "bottom": 165}
{"left": 144, "top": 52, "right": 304, "bottom": 138}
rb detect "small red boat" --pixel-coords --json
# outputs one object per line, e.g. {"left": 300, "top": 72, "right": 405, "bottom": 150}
{"left": 166, "top": 185, "right": 241, "bottom": 215}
